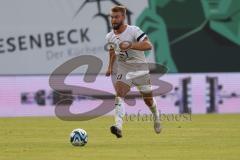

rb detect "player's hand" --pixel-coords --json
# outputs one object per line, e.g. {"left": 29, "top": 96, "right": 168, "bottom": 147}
{"left": 105, "top": 68, "right": 112, "bottom": 77}
{"left": 119, "top": 41, "right": 132, "bottom": 51}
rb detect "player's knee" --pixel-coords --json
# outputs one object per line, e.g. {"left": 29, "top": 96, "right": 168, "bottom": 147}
{"left": 116, "top": 89, "right": 126, "bottom": 98}
{"left": 144, "top": 98, "right": 153, "bottom": 107}
{"left": 115, "top": 83, "right": 129, "bottom": 98}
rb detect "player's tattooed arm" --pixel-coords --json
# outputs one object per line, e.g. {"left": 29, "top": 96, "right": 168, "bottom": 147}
{"left": 119, "top": 38, "right": 152, "bottom": 51}
{"left": 106, "top": 48, "right": 116, "bottom": 77}
{"left": 131, "top": 37, "right": 153, "bottom": 51}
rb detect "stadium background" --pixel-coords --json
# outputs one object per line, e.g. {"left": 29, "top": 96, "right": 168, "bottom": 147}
{"left": 1, "top": 1, "right": 240, "bottom": 160}
{"left": 0, "top": 0, "right": 240, "bottom": 116}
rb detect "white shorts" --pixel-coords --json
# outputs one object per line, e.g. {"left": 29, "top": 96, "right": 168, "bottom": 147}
{"left": 113, "top": 62, "right": 152, "bottom": 93}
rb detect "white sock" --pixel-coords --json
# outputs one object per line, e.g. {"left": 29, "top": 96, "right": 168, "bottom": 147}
{"left": 149, "top": 98, "right": 159, "bottom": 121}
{"left": 114, "top": 96, "right": 125, "bottom": 130}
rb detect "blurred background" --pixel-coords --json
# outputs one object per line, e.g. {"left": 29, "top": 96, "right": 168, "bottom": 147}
{"left": 1, "top": 0, "right": 240, "bottom": 117}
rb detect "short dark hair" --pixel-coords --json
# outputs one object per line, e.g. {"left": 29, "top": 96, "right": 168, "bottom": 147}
{"left": 111, "top": 5, "right": 126, "bottom": 16}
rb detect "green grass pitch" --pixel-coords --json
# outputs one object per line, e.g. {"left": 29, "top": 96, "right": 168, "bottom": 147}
{"left": 0, "top": 114, "right": 240, "bottom": 160}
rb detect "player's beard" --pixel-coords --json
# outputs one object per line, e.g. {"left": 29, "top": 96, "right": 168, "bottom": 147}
{"left": 112, "top": 21, "right": 123, "bottom": 30}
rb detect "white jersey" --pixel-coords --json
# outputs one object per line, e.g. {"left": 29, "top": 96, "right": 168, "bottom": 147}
{"left": 105, "top": 25, "right": 148, "bottom": 64}
{"left": 106, "top": 25, "right": 150, "bottom": 81}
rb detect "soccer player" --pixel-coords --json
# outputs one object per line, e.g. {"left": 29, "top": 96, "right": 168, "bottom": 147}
{"left": 105, "top": 5, "right": 161, "bottom": 138}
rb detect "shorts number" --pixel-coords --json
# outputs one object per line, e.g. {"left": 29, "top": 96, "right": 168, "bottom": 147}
{"left": 117, "top": 74, "right": 122, "bottom": 80}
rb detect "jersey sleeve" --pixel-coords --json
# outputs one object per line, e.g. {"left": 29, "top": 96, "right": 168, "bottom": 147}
{"left": 133, "top": 26, "right": 147, "bottom": 42}
{"left": 105, "top": 33, "right": 115, "bottom": 51}
{"left": 105, "top": 33, "right": 110, "bottom": 43}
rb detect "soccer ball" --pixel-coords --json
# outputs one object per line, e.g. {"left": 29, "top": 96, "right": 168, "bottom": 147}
{"left": 70, "top": 128, "right": 88, "bottom": 146}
